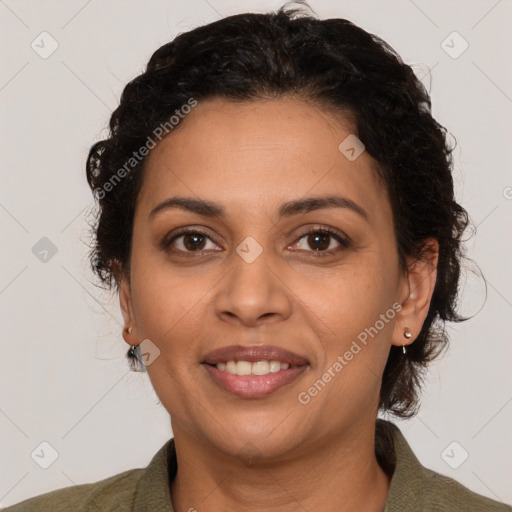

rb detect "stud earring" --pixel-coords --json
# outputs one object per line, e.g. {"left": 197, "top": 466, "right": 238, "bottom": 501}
{"left": 403, "top": 327, "right": 412, "bottom": 354}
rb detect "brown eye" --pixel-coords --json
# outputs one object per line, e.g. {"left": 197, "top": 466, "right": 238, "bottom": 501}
{"left": 290, "top": 227, "right": 351, "bottom": 255}
{"left": 307, "top": 232, "right": 330, "bottom": 251}
{"left": 181, "top": 232, "right": 208, "bottom": 251}
{"left": 163, "top": 228, "right": 220, "bottom": 253}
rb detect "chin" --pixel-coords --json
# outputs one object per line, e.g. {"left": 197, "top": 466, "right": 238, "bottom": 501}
{"left": 208, "top": 420, "right": 304, "bottom": 462}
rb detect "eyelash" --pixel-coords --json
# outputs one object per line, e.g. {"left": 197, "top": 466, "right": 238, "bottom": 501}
{"left": 162, "top": 226, "right": 351, "bottom": 257}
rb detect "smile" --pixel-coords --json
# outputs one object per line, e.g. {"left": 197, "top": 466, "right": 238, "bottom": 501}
{"left": 201, "top": 344, "right": 310, "bottom": 398}
{"left": 202, "top": 361, "right": 308, "bottom": 398}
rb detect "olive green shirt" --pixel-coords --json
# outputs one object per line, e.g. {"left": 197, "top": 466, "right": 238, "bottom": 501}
{"left": 3, "top": 419, "right": 511, "bottom": 511}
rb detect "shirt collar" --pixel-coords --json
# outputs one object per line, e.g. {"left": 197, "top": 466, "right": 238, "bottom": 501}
{"left": 132, "top": 437, "right": 176, "bottom": 511}
{"left": 379, "top": 418, "right": 431, "bottom": 511}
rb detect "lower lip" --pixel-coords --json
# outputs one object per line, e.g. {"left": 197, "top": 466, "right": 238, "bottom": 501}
{"left": 202, "top": 364, "right": 308, "bottom": 398}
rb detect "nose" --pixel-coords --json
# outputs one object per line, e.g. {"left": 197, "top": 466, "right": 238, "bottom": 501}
{"left": 214, "top": 244, "right": 293, "bottom": 327}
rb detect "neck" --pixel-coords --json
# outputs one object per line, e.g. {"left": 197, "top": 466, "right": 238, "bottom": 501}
{"left": 169, "top": 419, "right": 391, "bottom": 512}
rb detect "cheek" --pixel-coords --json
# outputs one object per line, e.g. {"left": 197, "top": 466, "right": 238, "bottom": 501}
{"left": 296, "top": 262, "right": 396, "bottom": 412}
{"left": 301, "top": 254, "right": 395, "bottom": 328}
{"left": 293, "top": 254, "right": 398, "bottom": 389}
{"left": 129, "top": 250, "right": 211, "bottom": 362}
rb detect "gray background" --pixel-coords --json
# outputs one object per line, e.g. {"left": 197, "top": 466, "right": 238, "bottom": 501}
{"left": 1, "top": 0, "right": 511, "bottom": 507}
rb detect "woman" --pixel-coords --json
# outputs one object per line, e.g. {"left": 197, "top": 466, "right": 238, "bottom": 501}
{"left": 4, "top": 2, "right": 511, "bottom": 511}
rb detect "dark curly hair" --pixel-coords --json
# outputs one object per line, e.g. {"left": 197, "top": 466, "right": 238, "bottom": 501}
{"left": 85, "top": 1, "right": 473, "bottom": 419}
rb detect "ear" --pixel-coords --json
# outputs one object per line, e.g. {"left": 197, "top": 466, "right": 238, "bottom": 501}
{"left": 392, "top": 238, "right": 439, "bottom": 349}
{"left": 112, "top": 259, "right": 137, "bottom": 347}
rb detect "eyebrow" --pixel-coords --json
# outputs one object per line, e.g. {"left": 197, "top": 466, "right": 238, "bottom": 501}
{"left": 149, "top": 195, "right": 370, "bottom": 223}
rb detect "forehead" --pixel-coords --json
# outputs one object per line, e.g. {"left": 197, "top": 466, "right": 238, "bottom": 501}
{"left": 137, "top": 97, "right": 389, "bottom": 224}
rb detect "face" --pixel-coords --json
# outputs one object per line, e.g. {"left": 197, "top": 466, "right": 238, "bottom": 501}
{"left": 118, "top": 96, "right": 437, "bottom": 461}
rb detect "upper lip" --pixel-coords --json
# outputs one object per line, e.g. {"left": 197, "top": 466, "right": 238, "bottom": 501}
{"left": 202, "top": 345, "right": 309, "bottom": 366}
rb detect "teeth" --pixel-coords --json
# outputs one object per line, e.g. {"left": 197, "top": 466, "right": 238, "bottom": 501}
{"left": 236, "top": 361, "right": 252, "bottom": 375}
{"left": 269, "top": 360, "right": 281, "bottom": 373}
{"left": 215, "top": 360, "right": 291, "bottom": 376}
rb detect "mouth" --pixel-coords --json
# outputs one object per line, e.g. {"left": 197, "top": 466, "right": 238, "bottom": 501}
{"left": 201, "top": 345, "right": 309, "bottom": 398}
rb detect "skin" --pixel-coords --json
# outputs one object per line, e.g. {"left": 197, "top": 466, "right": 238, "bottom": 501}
{"left": 115, "top": 96, "right": 438, "bottom": 512}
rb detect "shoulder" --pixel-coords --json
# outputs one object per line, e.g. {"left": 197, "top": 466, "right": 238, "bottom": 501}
{"left": 378, "top": 419, "right": 512, "bottom": 512}
{"left": 2, "top": 437, "right": 176, "bottom": 512}
{"left": 421, "top": 466, "right": 512, "bottom": 512}
{"left": 1, "top": 467, "right": 144, "bottom": 512}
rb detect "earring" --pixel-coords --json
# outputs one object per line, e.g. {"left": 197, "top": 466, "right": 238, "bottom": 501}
{"left": 403, "top": 327, "right": 412, "bottom": 354}
{"left": 127, "top": 344, "right": 146, "bottom": 372}
{"left": 126, "top": 326, "right": 136, "bottom": 356}
{"left": 124, "top": 326, "right": 145, "bottom": 372}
